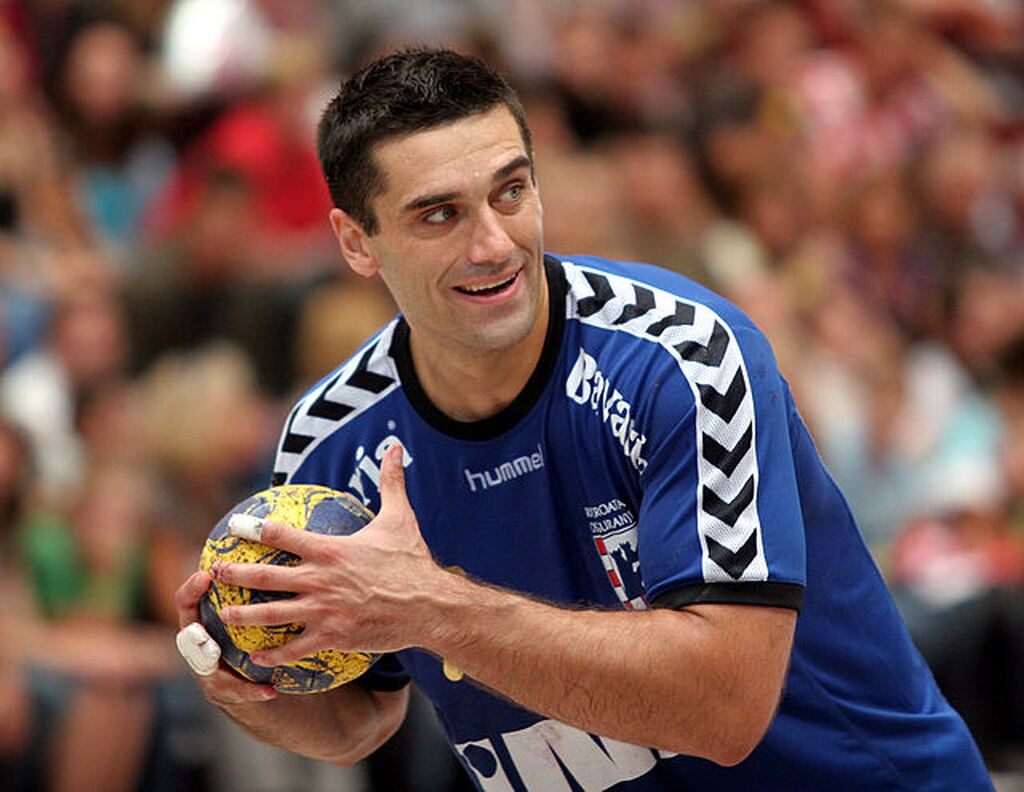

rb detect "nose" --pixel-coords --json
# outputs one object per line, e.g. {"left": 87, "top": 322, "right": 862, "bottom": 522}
{"left": 467, "top": 205, "right": 514, "bottom": 266}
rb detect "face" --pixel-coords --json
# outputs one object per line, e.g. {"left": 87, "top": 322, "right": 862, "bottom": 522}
{"left": 331, "top": 107, "right": 545, "bottom": 364}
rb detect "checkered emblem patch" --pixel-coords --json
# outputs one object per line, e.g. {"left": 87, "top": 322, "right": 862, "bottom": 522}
{"left": 592, "top": 520, "right": 648, "bottom": 611}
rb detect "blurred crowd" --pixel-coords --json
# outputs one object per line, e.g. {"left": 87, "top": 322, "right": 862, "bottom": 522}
{"left": 0, "top": 0, "right": 1021, "bottom": 790}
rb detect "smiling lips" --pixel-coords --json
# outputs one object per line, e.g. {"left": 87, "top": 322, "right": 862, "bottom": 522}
{"left": 453, "top": 269, "right": 520, "bottom": 298}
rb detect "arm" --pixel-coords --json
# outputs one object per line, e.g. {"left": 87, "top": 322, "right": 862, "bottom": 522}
{"left": 173, "top": 571, "right": 408, "bottom": 766}
{"left": 410, "top": 579, "right": 793, "bottom": 765}
{"left": 213, "top": 446, "right": 796, "bottom": 766}
{"left": 210, "top": 678, "right": 408, "bottom": 767}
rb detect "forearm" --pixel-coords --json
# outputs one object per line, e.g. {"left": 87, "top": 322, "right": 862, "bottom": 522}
{"left": 216, "top": 684, "right": 407, "bottom": 766}
{"left": 417, "top": 574, "right": 795, "bottom": 765}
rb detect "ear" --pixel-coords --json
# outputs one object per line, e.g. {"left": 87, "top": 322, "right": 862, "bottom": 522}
{"left": 329, "top": 208, "right": 379, "bottom": 278}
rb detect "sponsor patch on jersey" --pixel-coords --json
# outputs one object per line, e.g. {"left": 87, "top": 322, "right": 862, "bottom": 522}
{"left": 346, "top": 426, "right": 413, "bottom": 505}
{"left": 585, "top": 498, "right": 647, "bottom": 609}
{"left": 454, "top": 718, "right": 676, "bottom": 790}
{"left": 566, "top": 347, "right": 648, "bottom": 472}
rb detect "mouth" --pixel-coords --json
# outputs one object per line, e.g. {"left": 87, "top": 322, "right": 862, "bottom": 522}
{"left": 453, "top": 270, "right": 520, "bottom": 298}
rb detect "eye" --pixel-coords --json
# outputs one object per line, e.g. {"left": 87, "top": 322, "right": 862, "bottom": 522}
{"left": 423, "top": 205, "right": 456, "bottom": 225}
{"left": 496, "top": 182, "right": 525, "bottom": 208}
{"left": 499, "top": 181, "right": 524, "bottom": 202}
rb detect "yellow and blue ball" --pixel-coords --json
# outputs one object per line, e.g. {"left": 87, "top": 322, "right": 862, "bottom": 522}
{"left": 199, "top": 484, "right": 377, "bottom": 694}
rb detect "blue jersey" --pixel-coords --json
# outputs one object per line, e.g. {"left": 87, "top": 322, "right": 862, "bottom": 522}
{"left": 272, "top": 255, "right": 990, "bottom": 791}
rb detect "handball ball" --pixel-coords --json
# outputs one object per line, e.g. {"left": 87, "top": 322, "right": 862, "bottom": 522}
{"left": 198, "top": 484, "right": 376, "bottom": 693}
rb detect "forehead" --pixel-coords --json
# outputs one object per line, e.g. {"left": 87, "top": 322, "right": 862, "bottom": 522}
{"left": 371, "top": 107, "right": 528, "bottom": 209}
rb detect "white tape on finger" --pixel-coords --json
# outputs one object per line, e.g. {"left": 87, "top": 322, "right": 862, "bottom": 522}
{"left": 228, "top": 513, "right": 265, "bottom": 542}
{"left": 176, "top": 622, "right": 221, "bottom": 676}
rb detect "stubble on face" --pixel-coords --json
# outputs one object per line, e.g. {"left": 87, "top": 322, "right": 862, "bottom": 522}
{"left": 364, "top": 108, "right": 548, "bottom": 366}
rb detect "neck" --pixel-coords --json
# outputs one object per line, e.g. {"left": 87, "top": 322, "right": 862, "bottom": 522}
{"left": 410, "top": 285, "right": 550, "bottom": 423}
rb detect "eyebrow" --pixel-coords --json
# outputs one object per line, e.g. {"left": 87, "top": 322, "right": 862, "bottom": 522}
{"left": 402, "top": 155, "right": 533, "bottom": 213}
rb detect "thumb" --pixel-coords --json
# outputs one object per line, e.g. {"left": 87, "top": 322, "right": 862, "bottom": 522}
{"left": 377, "top": 443, "right": 411, "bottom": 519}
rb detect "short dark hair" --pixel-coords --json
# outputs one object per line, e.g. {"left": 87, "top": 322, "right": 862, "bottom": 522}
{"left": 317, "top": 47, "right": 533, "bottom": 235}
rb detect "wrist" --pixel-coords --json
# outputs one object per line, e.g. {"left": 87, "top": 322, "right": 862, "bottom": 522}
{"left": 409, "top": 565, "right": 497, "bottom": 653}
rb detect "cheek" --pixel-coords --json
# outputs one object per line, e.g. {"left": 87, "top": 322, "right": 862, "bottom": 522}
{"left": 508, "top": 204, "right": 543, "bottom": 247}
{"left": 378, "top": 256, "right": 447, "bottom": 310}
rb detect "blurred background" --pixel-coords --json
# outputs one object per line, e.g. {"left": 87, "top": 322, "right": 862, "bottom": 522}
{"left": 0, "top": 0, "right": 1021, "bottom": 790}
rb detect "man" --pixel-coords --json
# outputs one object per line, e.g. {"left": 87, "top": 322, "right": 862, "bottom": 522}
{"left": 175, "top": 48, "right": 991, "bottom": 790}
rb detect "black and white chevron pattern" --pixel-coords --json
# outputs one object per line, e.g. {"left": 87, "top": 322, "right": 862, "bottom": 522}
{"left": 271, "top": 325, "right": 400, "bottom": 486}
{"left": 564, "top": 262, "right": 766, "bottom": 583}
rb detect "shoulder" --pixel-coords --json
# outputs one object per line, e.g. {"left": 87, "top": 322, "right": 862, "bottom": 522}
{"left": 271, "top": 319, "right": 403, "bottom": 486}
{"left": 554, "top": 254, "right": 757, "bottom": 335}
{"left": 552, "top": 254, "right": 787, "bottom": 501}
{"left": 552, "top": 253, "right": 778, "bottom": 423}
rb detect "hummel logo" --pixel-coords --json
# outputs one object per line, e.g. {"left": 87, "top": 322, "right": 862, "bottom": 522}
{"left": 464, "top": 444, "right": 545, "bottom": 492}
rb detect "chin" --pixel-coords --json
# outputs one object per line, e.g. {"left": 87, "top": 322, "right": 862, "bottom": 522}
{"left": 463, "top": 313, "right": 538, "bottom": 352}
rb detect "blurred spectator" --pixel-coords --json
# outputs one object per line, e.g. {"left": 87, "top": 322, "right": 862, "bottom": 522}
{"left": 534, "top": 147, "right": 631, "bottom": 259}
{"left": 0, "top": 8, "right": 87, "bottom": 243}
{"left": 124, "top": 166, "right": 322, "bottom": 394}
{"left": 945, "top": 263, "right": 1024, "bottom": 382}
{"left": 998, "top": 336, "right": 1024, "bottom": 529}
{"left": 139, "top": 342, "right": 273, "bottom": 547}
{"left": 843, "top": 173, "right": 943, "bottom": 339}
{"left": 146, "top": 34, "right": 335, "bottom": 277}
{"left": 293, "top": 275, "right": 396, "bottom": 389}
{"left": 792, "top": 4, "right": 1004, "bottom": 186}
{"left": 603, "top": 131, "right": 719, "bottom": 281}
{"left": 915, "top": 128, "right": 1021, "bottom": 284}
{"left": 52, "top": 15, "right": 176, "bottom": 255}
{"left": 887, "top": 334, "right": 1024, "bottom": 766}
{"left": 0, "top": 419, "right": 37, "bottom": 790}
{"left": 2, "top": 457, "right": 195, "bottom": 792}
{"left": 0, "top": 288, "right": 127, "bottom": 498}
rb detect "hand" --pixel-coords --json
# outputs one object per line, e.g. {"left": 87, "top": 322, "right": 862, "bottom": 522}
{"left": 173, "top": 570, "right": 277, "bottom": 705}
{"left": 211, "top": 444, "right": 444, "bottom": 665}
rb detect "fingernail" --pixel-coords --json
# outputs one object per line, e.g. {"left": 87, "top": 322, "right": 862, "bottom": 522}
{"left": 228, "top": 514, "right": 265, "bottom": 541}
{"left": 262, "top": 687, "right": 277, "bottom": 700}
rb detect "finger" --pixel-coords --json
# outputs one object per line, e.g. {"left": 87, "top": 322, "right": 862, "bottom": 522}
{"left": 377, "top": 443, "right": 411, "bottom": 519}
{"left": 175, "top": 622, "right": 222, "bottom": 676}
{"left": 211, "top": 560, "right": 302, "bottom": 592}
{"left": 228, "top": 516, "right": 316, "bottom": 557}
{"left": 251, "top": 632, "right": 327, "bottom": 667}
{"left": 175, "top": 571, "right": 213, "bottom": 628}
{"left": 220, "top": 599, "right": 306, "bottom": 628}
{"left": 200, "top": 669, "right": 278, "bottom": 705}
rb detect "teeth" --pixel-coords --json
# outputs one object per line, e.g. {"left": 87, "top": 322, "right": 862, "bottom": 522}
{"left": 460, "top": 275, "right": 515, "bottom": 293}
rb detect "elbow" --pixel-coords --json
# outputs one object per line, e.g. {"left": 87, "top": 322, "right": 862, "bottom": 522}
{"left": 704, "top": 700, "right": 777, "bottom": 767}
{"left": 321, "top": 728, "right": 379, "bottom": 768}
{"left": 328, "top": 753, "right": 365, "bottom": 769}
{"left": 326, "top": 689, "right": 407, "bottom": 767}
{"left": 708, "top": 735, "right": 761, "bottom": 768}
{"left": 655, "top": 706, "right": 772, "bottom": 767}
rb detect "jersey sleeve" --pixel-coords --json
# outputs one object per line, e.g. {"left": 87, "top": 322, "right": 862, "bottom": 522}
{"left": 638, "top": 324, "right": 806, "bottom": 611}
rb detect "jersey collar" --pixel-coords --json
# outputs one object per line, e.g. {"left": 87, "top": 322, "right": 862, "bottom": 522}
{"left": 389, "top": 254, "right": 567, "bottom": 440}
